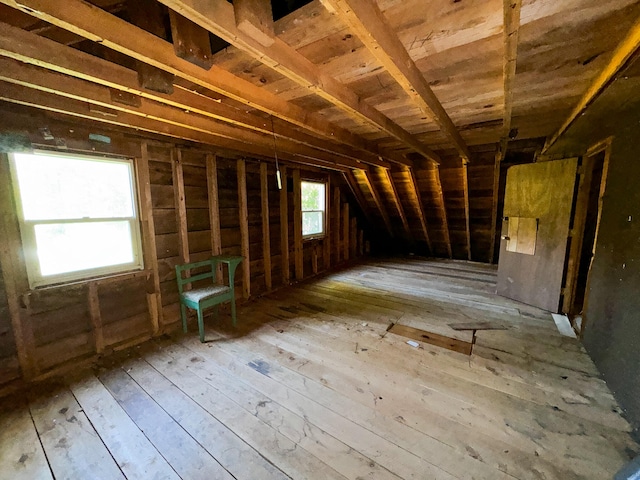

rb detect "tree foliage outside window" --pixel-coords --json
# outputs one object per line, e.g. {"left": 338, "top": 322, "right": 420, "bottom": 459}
{"left": 301, "top": 181, "right": 325, "bottom": 237}
{"left": 10, "top": 151, "right": 144, "bottom": 287}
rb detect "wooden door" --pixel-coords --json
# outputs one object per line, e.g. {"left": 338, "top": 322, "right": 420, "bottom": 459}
{"left": 497, "top": 158, "right": 578, "bottom": 312}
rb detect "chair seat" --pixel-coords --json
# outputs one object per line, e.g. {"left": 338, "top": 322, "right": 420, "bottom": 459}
{"left": 182, "top": 285, "right": 230, "bottom": 303}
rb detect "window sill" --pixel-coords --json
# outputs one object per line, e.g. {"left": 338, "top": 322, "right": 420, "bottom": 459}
{"left": 26, "top": 267, "right": 150, "bottom": 293}
{"left": 303, "top": 235, "right": 325, "bottom": 243}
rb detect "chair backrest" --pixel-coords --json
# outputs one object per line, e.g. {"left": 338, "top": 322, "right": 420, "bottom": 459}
{"left": 175, "top": 258, "right": 217, "bottom": 294}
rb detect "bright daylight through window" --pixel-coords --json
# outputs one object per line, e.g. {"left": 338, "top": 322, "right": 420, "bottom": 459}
{"left": 10, "top": 152, "right": 143, "bottom": 287}
{"left": 301, "top": 180, "right": 325, "bottom": 238}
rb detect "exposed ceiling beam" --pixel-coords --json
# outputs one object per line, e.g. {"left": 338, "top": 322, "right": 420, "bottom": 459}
{"left": 357, "top": 169, "right": 394, "bottom": 237}
{"left": 543, "top": 15, "right": 640, "bottom": 154}
{"left": 0, "top": 81, "right": 351, "bottom": 172}
{"left": 404, "top": 166, "right": 432, "bottom": 253}
{"left": 0, "top": 0, "right": 399, "bottom": 167}
{"left": 320, "top": 0, "right": 469, "bottom": 163}
{"left": 380, "top": 167, "right": 411, "bottom": 240}
{"left": 502, "top": 0, "right": 521, "bottom": 159}
{"left": 0, "top": 58, "right": 366, "bottom": 170}
{"left": 0, "top": 21, "right": 389, "bottom": 169}
{"left": 461, "top": 160, "right": 472, "bottom": 261}
{"left": 156, "top": 0, "right": 437, "bottom": 165}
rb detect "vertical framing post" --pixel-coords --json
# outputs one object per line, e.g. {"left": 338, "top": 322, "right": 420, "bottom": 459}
{"left": 279, "top": 166, "right": 290, "bottom": 285}
{"left": 462, "top": 159, "right": 472, "bottom": 261}
{"left": 172, "top": 148, "right": 190, "bottom": 267}
{"left": 323, "top": 176, "right": 331, "bottom": 270}
{"left": 206, "top": 154, "right": 223, "bottom": 283}
{"left": 343, "top": 202, "right": 349, "bottom": 261}
{"left": 237, "top": 159, "right": 251, "bottom": 299}
{"left": 293, "top": 168, "right": 303, "bottom": 281}
{"left": 0, "top": 153, "right": 37, "bottom": 379}
{"left": 137, "top": 141, "right": 163, "bottom": 332}
{"left": 260, "top": 162, "right": 272, "bottom": 290}
{"left": 333, "top": 185, "right": 341, "bottom": 264}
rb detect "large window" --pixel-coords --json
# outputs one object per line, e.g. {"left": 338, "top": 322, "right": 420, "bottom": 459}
{"left": 10, "top": 151, "right": 143, "bottom": 287}
{"left": 301, "top": 180, "right": 325, "bottom": 238}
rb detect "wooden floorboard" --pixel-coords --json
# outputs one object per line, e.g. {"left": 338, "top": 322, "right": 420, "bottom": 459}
{"left": 1, "top": 258, "right": 637, "bottom": 479}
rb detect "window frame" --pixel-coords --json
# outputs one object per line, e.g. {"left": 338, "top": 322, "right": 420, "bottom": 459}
{"left": 301, "top": 179, "right": 327, "bottom": 240}
{"left": 9, "top": 150, "right": 145, "bottom": 288}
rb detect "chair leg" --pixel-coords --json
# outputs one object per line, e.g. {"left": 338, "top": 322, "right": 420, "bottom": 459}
{"left": 197, "top": 307, "right": 205, "bottom": 343}
{"left": 180, "top": 303, "right": 188, "bottom": 333}
{"left": 230, "top": 297, "right": 237, "bottom": 327}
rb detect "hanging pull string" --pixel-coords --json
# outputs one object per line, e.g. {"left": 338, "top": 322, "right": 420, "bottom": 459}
{"left": 270, "top": 115, "right": 282, "bottom": 190}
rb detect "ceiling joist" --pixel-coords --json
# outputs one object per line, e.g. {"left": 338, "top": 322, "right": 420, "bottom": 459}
{"left": 0, "top": 20, "right": 390, "bottom": 169}
{"left": 543, "top": 15, "right": 640, "bottom": 153}
{"left": 0, "top": 0, "right": 397, "bottom": 167}
{"left": 155, "top": 0, "right": 433, "bottom": 165}
{"left": 0, "top": 80, "right": 351, "bottom": 172}
{"left": 0, "top": 57, "right": 368, "bottom": 169}
{"left": 320, "top": 0, "right": 469, "bottom": 164}
{"left": 502, "top": 0, "right": 521, "bottom": 160}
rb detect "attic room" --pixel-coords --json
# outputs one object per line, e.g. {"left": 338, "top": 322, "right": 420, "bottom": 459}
{"left": 0, "top": 0, "right": 640, "bottom": 478}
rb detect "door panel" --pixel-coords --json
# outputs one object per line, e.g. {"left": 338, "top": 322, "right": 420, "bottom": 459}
{"left": 497, "top": 158, "right": 577, "bottom": 312}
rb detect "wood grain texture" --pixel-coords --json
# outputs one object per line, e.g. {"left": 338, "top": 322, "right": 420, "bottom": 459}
{"left": 237, "top": 159, "right": 251, "bottom": 298}
{"left": 260, "top": 162, "right": 272, "bottom": 290}
{"left": 293, "top": 168, "right": 303, "bottom": 281}
{"left": 279, "top": 166, "right": 290, "bottom": 285}
{"left": 1, "top": 259, "right": 636, "bottom": 479}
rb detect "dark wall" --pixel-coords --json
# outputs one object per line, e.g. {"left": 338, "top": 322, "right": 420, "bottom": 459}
{"left": 583, "top": 118, "right": 640, "bottom": 437}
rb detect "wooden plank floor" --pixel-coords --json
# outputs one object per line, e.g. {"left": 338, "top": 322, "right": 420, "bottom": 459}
{"left": 1, "top": 258, "right": 638, "bottom": 479}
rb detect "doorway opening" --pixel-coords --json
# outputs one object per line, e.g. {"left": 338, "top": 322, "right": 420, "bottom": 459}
{"left": 562, "top": 142, "right": 610, "bottom": 336}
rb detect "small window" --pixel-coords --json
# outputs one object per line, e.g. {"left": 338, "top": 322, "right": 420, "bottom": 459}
{"left": 301, "top": 180, "right": 325, "bottom": 238}
{"left": 10, "top": 151, "right": 144, "bottom": 287}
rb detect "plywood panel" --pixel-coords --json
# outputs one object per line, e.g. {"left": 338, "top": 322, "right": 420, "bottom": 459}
{"left": 497, "top": 159, "right": 577, "bottom": 311}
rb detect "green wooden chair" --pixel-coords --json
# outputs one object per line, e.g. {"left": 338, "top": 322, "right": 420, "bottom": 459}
{"left": 175, "top": 255, "right": 243, "bottom": 342}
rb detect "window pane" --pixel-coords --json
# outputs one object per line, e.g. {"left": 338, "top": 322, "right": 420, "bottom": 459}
{"left": 34, "top": 221, "right": 135, "bottom": 276}
{"left": 301, "top": 181, "right": 325, "bottom": 211}
{"left": 14, "top": 153, "right": 134, "bottom": 220}
{"left": 303, "top": 211, "right": 323, "bottom": 236}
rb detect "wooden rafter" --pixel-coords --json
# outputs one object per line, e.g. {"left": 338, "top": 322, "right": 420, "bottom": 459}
{"left": 0, "top": 23, "right": 390, "bottom": 169}
{"left": 0, "top": 59, "right": 372, "bottom": 170}
{"left": 155, "top": 0, "right": 438, "bottom": 165}
{"left": 359, "top": 170, "right": 394, "bottom": 237}
{"left": 405, "top": 167, "right": 432, "bottom": 253}
{"left": 320, "top": 0, "right": 468, "bottom": 163}
{"left": 380, "top": 167, "right": 411, "bottom": 239}
{"left": 543, "top": 15, "right": 640, "bottom": 153}
{"left": 0, "top": 0, "right": 399, "bottom": 166}
{"left": 0, "top": 79, "right": 356, "bottom": 172}
{"left": 342, "top": 170, "right": 374, "bottom": 225}
{"left": 502, "top": 0, "right": 521, "bottom": 149}
{"left": 461, "top": 160, "right": 472, "bottom": 261}
{"left": 434, "top": 166, "right": 453, "bottom": 258}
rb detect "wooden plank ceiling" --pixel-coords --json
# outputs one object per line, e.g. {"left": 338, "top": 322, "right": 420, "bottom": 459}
{"left": 0, "top": 0, "right": 638, "bottom": 254}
